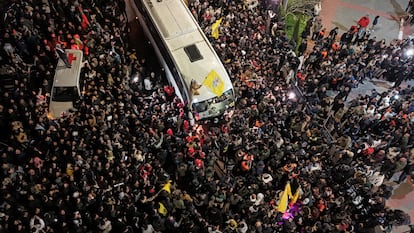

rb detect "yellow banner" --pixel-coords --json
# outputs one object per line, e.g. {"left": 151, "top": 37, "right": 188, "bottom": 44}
{"left": 211, "top": 18, "right": 223, "bottom": 39}
{"left": 289, "top": 186, "right": 300, "bottom": 206}
{"left": 162, "top": 180, "right": 172, "bottom": 193}
{"left": 203, "top": 69, "right": 225, "bottom": 96}
{"left": 277, "top": 182, "right": 292, "bottom": 213}
{"left": 158, "top": 202, "right": 168, "bottom": 216}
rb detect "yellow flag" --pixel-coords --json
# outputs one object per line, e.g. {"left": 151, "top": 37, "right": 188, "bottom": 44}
{"left": 162, "top": 180, "right": 172, "bottom": 193}
{"left": 158, "top": 202, "right": 168, "bottom": 216}
{"left": 289, "top": 186, "right": 300, "bottom": 206}
{"left": 211, "top": 18, "right": 223, "bottom": 39}
{"left": 277, "top": 182, "right": 292, "bottom": 213}
{"left": 203, "top": 69, "right": 225, "bottom": 96}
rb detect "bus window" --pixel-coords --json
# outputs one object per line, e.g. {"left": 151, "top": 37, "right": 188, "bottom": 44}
{"left": 192, "top": 101, "right": 209, "bottom": 113}
{"left": 52, "top": 87, "right": 78, "bottom": 102}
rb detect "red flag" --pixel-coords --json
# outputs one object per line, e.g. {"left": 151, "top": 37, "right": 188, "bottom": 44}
{"left": 78, "top": 6, "right": 90, "bottom": 30}
{"left": 84, "top": 45, "right": 89, "bottom": 56}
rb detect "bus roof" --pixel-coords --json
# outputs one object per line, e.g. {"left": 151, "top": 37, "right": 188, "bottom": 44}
{"left": 144, "top": 0, "right": 233, "bottom": 102}
{"left": 149, "top": 0, "right": 198, "bottom": 39}
{"left": 53, "top": 49, "right": 83, "bottom": 87}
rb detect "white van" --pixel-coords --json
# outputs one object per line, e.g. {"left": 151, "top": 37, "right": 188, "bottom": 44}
{"left": 49, "top": 49, "right": 83, "bottom": 119}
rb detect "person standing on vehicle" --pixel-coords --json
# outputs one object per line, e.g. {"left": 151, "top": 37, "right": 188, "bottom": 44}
{"left": 55, "top": 44, "right": 72, "bottom": 68}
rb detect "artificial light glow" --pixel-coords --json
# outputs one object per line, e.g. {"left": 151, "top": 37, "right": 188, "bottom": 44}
{"left": 288, "top": 91, "right": 296, "bottom": 100}
{"left": 405, "top": 48, "right": 414, "bottom": 57}
{"left": 132, "top": 74, "right": 139, "bottom": 83}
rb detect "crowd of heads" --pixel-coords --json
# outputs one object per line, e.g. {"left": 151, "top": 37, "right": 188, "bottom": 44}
{"left": 0, "top": 0, "right": 414, "bottom": 232}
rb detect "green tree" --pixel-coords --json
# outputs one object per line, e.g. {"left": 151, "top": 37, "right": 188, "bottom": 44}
{"left": 281, "top": 0, "right": 320, "bottom": 50}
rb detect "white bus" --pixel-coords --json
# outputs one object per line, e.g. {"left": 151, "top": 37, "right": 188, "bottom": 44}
{"left": 49, "top": 49, "right": 83, "bottom": 119}
{"left": 133, "top": 0, "right": 235, "bottom": 120}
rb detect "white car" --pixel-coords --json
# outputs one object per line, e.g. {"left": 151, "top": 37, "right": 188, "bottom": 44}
{"left": 49, "top": 49, "right": 83, "bottom": 119}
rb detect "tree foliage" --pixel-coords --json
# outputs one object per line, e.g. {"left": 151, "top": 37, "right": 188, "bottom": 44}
{"left": 281, "top": 0, "right": 318, "bottom": 50}
{"left": 281, "top": 0, "right": 320, "bottom": 19}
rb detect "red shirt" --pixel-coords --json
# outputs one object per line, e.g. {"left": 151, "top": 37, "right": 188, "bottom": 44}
{"left": 358, "top": 16, "right": 370, "bottom": 28}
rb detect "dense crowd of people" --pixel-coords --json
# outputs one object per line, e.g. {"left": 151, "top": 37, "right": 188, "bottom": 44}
{"left": 1, "top": 0, "right": 414, "bottom": 232}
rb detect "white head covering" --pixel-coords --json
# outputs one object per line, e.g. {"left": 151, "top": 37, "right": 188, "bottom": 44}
{"left": 368, "top": 171, "right": 384, "bottom": 187}
{"left": 255, "top": 193, "right": 264, "bottom": 205}
{"left": 262, "top": 173, "right": 273, "bottom": 184}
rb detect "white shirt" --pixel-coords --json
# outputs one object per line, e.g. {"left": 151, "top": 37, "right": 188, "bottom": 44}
{"left": 144, "top": 77, "right": 152, "bottom": 91}
{"left": 142, "top": 224, "right": 155, "bottom": 233}
{"left": 369, "top": 171, "right": 385, "bottom": 187}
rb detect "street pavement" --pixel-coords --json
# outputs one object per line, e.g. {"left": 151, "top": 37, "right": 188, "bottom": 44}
{"left": 320, "top": 0, "right": 413, "bottom": 43}
{"left": 318, "top": 0, "right": 414, "bottom": 232}
{"left": 318, "top": 0, "right": 414, "bottom": 101}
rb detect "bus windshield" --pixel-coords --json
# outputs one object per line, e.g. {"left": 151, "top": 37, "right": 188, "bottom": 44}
{"left": 52, "top": 87, "right": 77, "bottom": 102}
{"left": 192, "top": 89, "right": 234, "bottom": 113}
{"left": 193, "top": 100, "right": 209, "bottom": 113}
